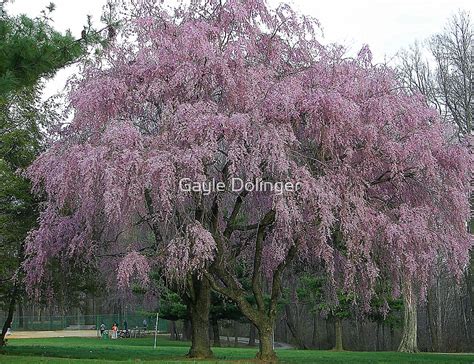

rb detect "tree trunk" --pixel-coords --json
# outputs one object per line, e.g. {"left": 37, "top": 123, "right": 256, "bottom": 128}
{"left": 248, "top": 323, "right": 256, "bottom": 347}
{"left": 381, "top": 323, "right": 385, "bottom": 351}
{"left": 460, "top": 294, "right": 471, "bottom": 346}
{"left": 187, "top": 276, "right": 213, "bottom": 358}
{"left": 390, "top": 325, "right": 395, "bottom": 350}
{"left": 427, "top": 288, "right": 437, "bottom": 351}
{"left": 0, "top": 283, "right": 18, "bottom": 347}
{"left": 18, "top": 302, "right": 24, "bottom": 329}
{"left": 211, "top": 318, "right": 221, "bottom": 347}
{"left": 436, "top": 277, "right": 443, "bottom": 351}
{"left": 333, "top": 318, "right": 344, "bottom": 351}
{"left": 390, "top": 326, "right": 395, "bottom": 350}
{"left": 359, "top": 319, "right": 366, "bottom": 351}
{"left": 376, "top": 322, "right": 380, "bottom": 351}
{"left": 169, "top": 321, "right": 177, "bottom": 340}
{"left": 234, "top": 321, "right": 239, "bottom": 346}
{"left": 311, "top": 314, "right": 318, "bottom": 348}
{"left": 325, "top": 319, "right": 333, "bottom": 349}
{"left": 182, "top": 319, "right": 192, "bottom": 340}
{"left": 255, "top": 323, "right": 276, "bottom": 362}
{"left": 465, "top": 264, "right": 474, "bottom": 313}
{"left": 398, "top": 280, "right": 419, "bottom": 353}
{"left": 284, "top": 304, "right": 308, "bottom": 349}
{"left": 0, "top": 243, "right": 24, "bottom": 347}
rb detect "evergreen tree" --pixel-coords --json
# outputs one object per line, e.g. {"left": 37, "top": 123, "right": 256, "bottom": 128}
{"left": 0, "top": 2, "right": 100, "bottom": 346}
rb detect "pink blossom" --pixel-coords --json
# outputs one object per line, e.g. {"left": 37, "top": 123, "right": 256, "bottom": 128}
{"left": 23, "top": 0, "right": 472, "bottom": 309}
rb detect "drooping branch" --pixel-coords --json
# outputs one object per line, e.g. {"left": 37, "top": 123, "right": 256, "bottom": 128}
{"left": 269, "top": 243, "right": 297, "bottom": 318}
{"left": 144, "top": 188, "right": 163, "bottom": 250}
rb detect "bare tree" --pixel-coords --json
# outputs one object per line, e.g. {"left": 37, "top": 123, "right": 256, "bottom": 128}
{"left": 397, "top": 42, "right": 443, "bottom": 115}
{"left": 397, "top": 9, "right": 473, "bottom": 353}
{"left": 398, "top": 10, "right": 473, "bottom": 138}
{"left": 430, "top": 10, "right": 473, "bottom": 136}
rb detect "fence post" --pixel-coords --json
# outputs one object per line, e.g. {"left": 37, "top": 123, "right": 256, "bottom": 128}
{"left": 153, "top": 312, "right": 159, "bottom": 349}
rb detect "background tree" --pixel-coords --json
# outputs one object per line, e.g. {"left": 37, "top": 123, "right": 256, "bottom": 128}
{"left": 368, "top": 285, "right": 403, "bottom": 351}
{"left": 0, "top": 85, "right": 46, "bottom": 346}
{"left": 296, "top": 273, "right": 352, "bottom": 351}
{"left": 398, "top": 10, "right": 473, "bottom": 137}
{"left": 157, "top": 290, "right": 188, "bottom": 340}
{"left": 0, "top": 1, "right": 109, "bottom": 346}
{"left": 396, "top": 10, "right": 473, "bottom": 352}
{"left": 296, "top": 274, "right": 325, "bottom": 348}
{"left": 430, "top": 11, "right": 473, "bottom": 137}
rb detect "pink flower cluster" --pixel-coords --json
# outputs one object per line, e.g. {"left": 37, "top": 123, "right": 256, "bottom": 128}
{"left": 23, "top": 0, "right": 472, "bottom": 306}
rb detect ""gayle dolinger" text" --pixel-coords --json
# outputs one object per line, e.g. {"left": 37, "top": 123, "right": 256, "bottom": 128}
{"left": 179, "top": 178, "right": 302, "bottom": 196}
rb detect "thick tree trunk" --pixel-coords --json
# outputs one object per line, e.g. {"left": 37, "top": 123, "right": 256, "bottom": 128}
{"left": 187, "top": 277, "right": 213, "bottom": 358}
{"left": 255, "top": 322, "right": 276, "bottom": 362}
{"left": 333, "top": 318, "right": 344, "bottom": 351}
{"left": 398, "top": 280, "right": 419, "bottom": 353}
{"left": 248, "top": 323, "right": 256, "bottom": 347}
{"left": 205, "top": 205, "right": 294, "bottom": 361}
{"left": 0, "top": 283, "right": 18, "bottom": 347}
{"left": 211, "top": 318, "right": 221, "bottom": 347}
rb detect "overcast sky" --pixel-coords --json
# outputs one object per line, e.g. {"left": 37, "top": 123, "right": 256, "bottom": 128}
{"left": 6, "top": 0, "right": 474, "bottom": 97}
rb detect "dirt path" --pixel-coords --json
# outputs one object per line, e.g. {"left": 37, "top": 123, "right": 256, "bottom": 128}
{"left": 8, "top": 330, "right": 97, "bottom": 339}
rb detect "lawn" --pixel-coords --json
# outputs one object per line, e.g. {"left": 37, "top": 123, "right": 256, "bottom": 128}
{"left": 0, "top": 336, "right": 473, "bottom": 363}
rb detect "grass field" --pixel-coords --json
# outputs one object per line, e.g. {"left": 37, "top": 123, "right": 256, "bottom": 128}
{"left": 0, "top": 336, "right": 473, "bottom": 363}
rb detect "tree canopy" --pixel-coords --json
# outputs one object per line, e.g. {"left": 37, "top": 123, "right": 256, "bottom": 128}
{"left": 22, "top": 0, "right": 472, "bottom": 360}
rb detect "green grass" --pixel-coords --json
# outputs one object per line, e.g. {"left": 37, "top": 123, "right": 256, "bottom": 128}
{"left": 0, "top": 336, "right": 473, "bottom": 363}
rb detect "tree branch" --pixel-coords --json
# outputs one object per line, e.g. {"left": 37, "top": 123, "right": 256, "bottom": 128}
{"left": 252, "top": 210, "right": 276, "bottom": 312}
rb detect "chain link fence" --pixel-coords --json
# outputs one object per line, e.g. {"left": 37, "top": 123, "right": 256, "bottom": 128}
{"left": 0, "top": 313, "right": 169, "bottom": 334}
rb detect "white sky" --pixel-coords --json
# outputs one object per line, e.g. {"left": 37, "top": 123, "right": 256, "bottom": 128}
{"left": 5, "top": 0, "right": 474, "bottom": 98}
